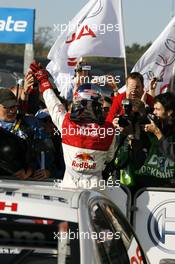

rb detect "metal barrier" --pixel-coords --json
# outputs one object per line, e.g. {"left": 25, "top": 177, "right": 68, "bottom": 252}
{"left": 133, "top": 187, "right": 175, "bottom": 264}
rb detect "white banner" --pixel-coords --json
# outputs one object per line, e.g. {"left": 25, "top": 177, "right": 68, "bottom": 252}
{"left": 132, "top": 17, "right": 175, "bottom": 94}
{"left": 47, "top": 0, "right": 125, "bottom": 99}
{"left": 134, "top": 189, "right": 175, "bottom": 264}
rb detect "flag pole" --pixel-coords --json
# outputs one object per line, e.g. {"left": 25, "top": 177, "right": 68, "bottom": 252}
{"left": 123, "top": 56, "right": 128, "bottom": 80}
{"left": 170, "top": 0, "right": 175, "bottom": 93}
{"left": 171, "top": 0, "right": 175, "bottom": 18}
{"left": 120, "top": 0, "right": 128, "bottom": 79}
{"left": 170, "top": 63, "right": 175, "bottom": 93}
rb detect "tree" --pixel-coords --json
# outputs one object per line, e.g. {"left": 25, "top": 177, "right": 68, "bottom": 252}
{"left": 34, "top": 27, "right": 53, "bottom": 57}
{"left": 126, "top": 42, "right": 152, "bottom": 66}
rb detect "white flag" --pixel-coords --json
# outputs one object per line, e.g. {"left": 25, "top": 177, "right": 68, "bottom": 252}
{"left": 47, "top": 0, "right": 125, "bottom": 99}
{"left": 132, "top": 16, "right": 175, "bottom": 94}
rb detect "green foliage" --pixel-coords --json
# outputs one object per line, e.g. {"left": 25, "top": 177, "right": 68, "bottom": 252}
{"left": 0, "top": 44, "right": 25, "bottom": 55}
{"left": 85, "top": 42, "right": 152, "bottom": 69}
{"left": 126, "top": 42, "right": 152, "bottom": 66}
{"left": 34, "top": 27, "right": 53, "bottom": 57}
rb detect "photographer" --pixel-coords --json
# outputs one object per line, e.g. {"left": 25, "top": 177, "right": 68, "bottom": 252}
{"left": 106, "top": 72, "right": 153, "bottom": 124}
{"left": 135, "top": 92, "right": 175, "bottom": 187}
{"left": 112, "top": 98, "right": 151, "bottom": 187}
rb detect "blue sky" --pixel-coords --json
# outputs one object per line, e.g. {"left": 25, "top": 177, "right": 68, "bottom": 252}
{"left": 0, "top": 0, "right": 174, "bottom": 46}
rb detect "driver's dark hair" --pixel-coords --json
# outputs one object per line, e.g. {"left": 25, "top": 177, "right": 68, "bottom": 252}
{"left": 126, "top": 72, "right": 144, "bottom": 87}
{"left": 154, "top": 92, "right": 175, "bottom": 112}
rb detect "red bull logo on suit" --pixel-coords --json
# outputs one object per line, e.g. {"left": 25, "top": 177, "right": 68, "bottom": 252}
{"left": 72, "top": 153, "right": 96, "bottom": 170}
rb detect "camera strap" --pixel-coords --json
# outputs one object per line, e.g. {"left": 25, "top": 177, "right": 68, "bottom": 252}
{"left": 10, "top": 119, "right": 22, "bottom": 134}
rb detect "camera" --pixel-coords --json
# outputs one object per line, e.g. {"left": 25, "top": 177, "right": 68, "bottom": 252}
{"left": 134, "top": 112, "right": 161, "bottom": 128}
{"left": 118, "top": 99, "right": 133, "bottom": 127}
{"left": 153, "top": 77, "right": 163, "bottom": 82}
{"left": 117, "top": 99, "right": 160, "bottom": 129}
{"left": 146, "top": 113, "right": 160, "bottom": 126}
{"left": 121, "top": 99, "right": 132, "bottom": 115}
{"left": 76, "top": 62, "right": 91, "bottom": 72}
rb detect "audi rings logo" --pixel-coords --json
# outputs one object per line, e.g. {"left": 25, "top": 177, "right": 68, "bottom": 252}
{"left": 148, "top": 200, "right": 175, "bottom": 253}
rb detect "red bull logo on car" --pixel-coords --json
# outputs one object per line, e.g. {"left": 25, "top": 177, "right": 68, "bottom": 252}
{"left": 72, "top": 153, "right": 96, "bottom": 170}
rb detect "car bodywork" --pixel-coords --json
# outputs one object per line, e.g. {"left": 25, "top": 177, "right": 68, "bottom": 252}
{"left": 0, "top": 180, "right": 148, "bottom": 263}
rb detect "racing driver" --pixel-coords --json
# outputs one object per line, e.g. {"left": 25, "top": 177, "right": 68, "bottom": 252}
{"left": 30, "top": 62, "right": 115, "bottom": 189}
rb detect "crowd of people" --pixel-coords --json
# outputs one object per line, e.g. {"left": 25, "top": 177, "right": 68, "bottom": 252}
{"left": 0, "top": 59, "right": 175, "bottom": 193}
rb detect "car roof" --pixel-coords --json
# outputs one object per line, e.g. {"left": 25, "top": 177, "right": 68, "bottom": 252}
{"left": 0, "top": 180, "right": 103, "bottom": 222}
